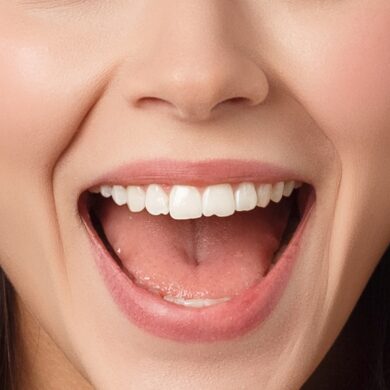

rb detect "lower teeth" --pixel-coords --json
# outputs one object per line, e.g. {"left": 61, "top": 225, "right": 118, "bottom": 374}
{"left": 163, "top": 295, "right": 231, "bottom": 308}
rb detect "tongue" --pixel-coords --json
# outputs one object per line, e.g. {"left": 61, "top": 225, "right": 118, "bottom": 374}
{"left": 96, "top": 198, "right": 291, "bottom": 299}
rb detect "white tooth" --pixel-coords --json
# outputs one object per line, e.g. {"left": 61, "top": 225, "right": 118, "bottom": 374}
{"left": 111, "top": 185, "right": 128, "bottom": 206}
{"left": 283, "top": 181, "right": 295, "bottom": 197}
{"left": 145, "top": 184, "right": 169, "bottom": 215}
{"left": 270, "top": 182, "right": 284, "bottom": 203}
{"left": 257, "top": 184, "right": 272, "bottom": 207}
{"left": 202, "top": 184, "right": 235, "bottom": 217}
{"left": 163, "top": 296, "right": 231, "bottom": 307}
{"left": 234, "top": 182, "right": 257, "bottom": 211}
{"left": 127, "top": 186, "right": 146, "bottom": 212}
{"left": 100, "top": 185, "right": 112, "bottom": 198}
{"left": 169, "top": 185, "right": 202, "bottom": 220}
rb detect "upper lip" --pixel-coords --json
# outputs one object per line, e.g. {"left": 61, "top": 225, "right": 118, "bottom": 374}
{"left": 85, "top": 158, "right": 310, "bottom": 190}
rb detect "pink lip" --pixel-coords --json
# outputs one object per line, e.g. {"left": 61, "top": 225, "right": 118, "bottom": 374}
{"left": 79, "top": 159, "right": 314, "bottom": 342}
{"left": 88, "top": 158, "right": 306, "bottom": 188}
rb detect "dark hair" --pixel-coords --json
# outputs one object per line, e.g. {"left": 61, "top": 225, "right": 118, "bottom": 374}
{"left": 0, "top": 269, "right": 18, "bottom": 390}
{"left": 0, "top": 248, "right": 389, "bottom": 389}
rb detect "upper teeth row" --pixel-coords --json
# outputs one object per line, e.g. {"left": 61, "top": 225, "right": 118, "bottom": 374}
{"left": 90, "top": 181, "right": 301, "bottom": 220}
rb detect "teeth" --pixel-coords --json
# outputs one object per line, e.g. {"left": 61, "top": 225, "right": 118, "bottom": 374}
{"left": 163, "top": 295, "right": 231, "bottom": 308}
{"left": 100, "top": 185, "right": 112, "bottom": 198}
{"left": 169, "top": 185, "right": 202, "bottom": 220}
{"left": 234, "top": 182, "right": 257, "bottom": 211}
{"left": 127, "top": 186, "right": 146, "bottom": 212}
{"left": 202, "top": 184, "right": 235, "bottom": 217}
{"left": 111, "top": 185, "right": 128, "bottom": 206}
{"left": 145, "top": 184, "right": 169, "bottom": 216}
{"left": 92, "top": 180, "right": 302, "bottom": 219}
{"left": 256, "top": 183, "right": 272, "bottom": 207}
{"left": 283, "top": 180, "right": 295, "bottom": 197}
{"left": 270, "top": 181, "right": 284, "bottom": 203}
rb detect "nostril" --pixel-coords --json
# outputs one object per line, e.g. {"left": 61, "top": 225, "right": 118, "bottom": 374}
{"left": 137, "top": 96, "right": 254, "bottom": 111}
{"left": 221, "top": 96, "right": 253, "bottom": 106}
{"left": 134, "top": 95, "right": 259, "bottom": 122}
{"left": 136, "top": 96, "right": 171, "bottom": 109}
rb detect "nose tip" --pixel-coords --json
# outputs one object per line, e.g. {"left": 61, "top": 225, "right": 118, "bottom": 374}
{"left": 129, "top": 55, "right": 270, "bottom": 122}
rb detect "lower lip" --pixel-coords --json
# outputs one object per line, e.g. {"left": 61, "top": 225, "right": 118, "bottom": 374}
{"left": 80, "top": 194, "right": 313, "bottom": 343}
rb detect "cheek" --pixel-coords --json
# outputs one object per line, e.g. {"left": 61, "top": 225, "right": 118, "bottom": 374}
{"left": 302, "top": 6, "right": 390, "bottom": 155}
{"left": 274, "top": 2, "right": 390, "bottom": 190}
{"left": 0, "top": 44, "right": 70, "bottom": 172}
{"left": 322, "top": 14, "right": 390, "bottom": 148}
{"left": 0, "top": 15, "right": 99, "bottom": 178}
{"left": 275, "top": 2, "right": 390, "bottom": 253}
{"left": 0, "top": 13, "right": 112, "bottom": 327}
{"left": 306, "top": 7, "right": 390, "bottom": 232}
{"left": 309, "top": 6, "right": 390, "bottom": 249}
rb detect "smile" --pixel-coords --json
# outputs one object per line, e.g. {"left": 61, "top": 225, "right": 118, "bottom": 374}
{"left": 79, "top": 159, "right": 315, "bottom": 342}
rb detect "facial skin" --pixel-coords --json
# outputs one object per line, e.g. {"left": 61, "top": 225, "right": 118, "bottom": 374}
{"left": 0, "top": 1, "right": 389, "bottom": 389}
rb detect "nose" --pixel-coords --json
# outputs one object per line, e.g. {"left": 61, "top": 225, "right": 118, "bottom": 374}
{"left": 123, "top": 3, "right": 270, "bottom": 122}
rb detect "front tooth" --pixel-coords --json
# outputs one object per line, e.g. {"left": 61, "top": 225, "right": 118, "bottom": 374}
{"left": 257, "top": 183, "right": 272, "bottom": 207}
{"left": 283, "top": 181, "right": 295, "bottom": 197}
{"left": 111, "top": 185, "right": 128, "bottom": 206}
{"left": 270, "top": 182, "right": 284, "bottom": 203}
{"left": 127, "top": 186, "right": 146, "bottom": 212}
{"left": 163, "top": 296, "right": 231, "bottom": 307}
{"left": 145, "top": 184, "right": 169, "bottom": 215}
{"left": 100, "top": 185, "right": 112, "bottom": 198}
{"left": 234, "top": 182, "right": 257, "bottom": 211}
{"left": 169, "top": 185, "right": 202, "bottom": 220}
{"left": 202, "top": 184, "right": 235, "bottom": 217}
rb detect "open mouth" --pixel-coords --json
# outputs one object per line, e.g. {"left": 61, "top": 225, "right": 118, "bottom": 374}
{"left": 79, "top": 161, "right": 315, "bottom": 342}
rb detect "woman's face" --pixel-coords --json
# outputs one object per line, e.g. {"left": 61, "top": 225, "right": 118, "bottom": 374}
{"left": 1, "top": 1, "right": 389, "bottom": 389}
